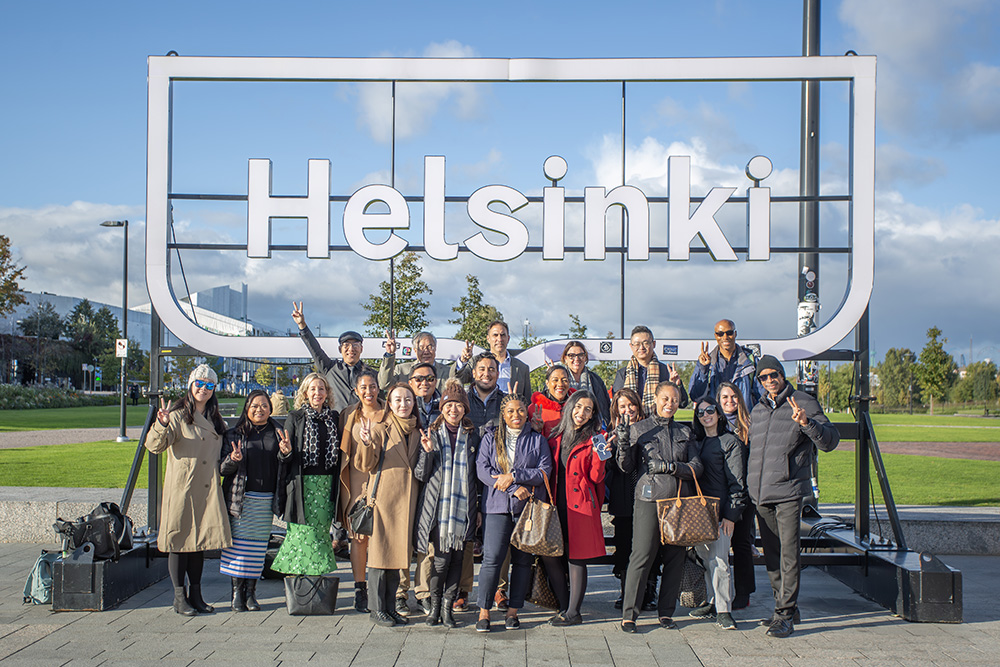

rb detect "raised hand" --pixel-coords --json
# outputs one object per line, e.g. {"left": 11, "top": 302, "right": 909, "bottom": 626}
{"left": 359, "top": 416, "right": 372, "bottom": 445}
{"left": 667, "top": 362, "right": 680, "bottom": 384}
{"left": 291, "top": 301, "right": 306, "bottom": 330}
{"left": 384, "top": 329, "right": 397, "bottom": 356}
{"left": 698, "top": 342, "right": 711, "bottom": 367}
{"left": 156, "top": 396, "right": 170, "bottom": 426}
{"left": 276, "top": 428, "right": 292, "bottom": 455}
{"left": 419, "top": 428, "right": 433, "bottom": 453}
{"left": 788, "top": 396, "right": 808, "bottom": 427}
{"left": 230, "top": 439, "right": 244, "bottom": 462}
{"left": 460, "top": 340, "right": 474, "bottom": 363}
{"left": 530, "top": 407, "right": 544, "bottom": 433}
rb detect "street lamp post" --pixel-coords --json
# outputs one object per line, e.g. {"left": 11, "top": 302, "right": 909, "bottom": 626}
{"left": 101, "top": 219, "right": 129, "bottom": 442}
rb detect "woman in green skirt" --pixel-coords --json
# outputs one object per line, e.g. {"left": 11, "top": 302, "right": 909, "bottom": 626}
{"left": 272, "top": 372, "right": 341, "bottom": 577}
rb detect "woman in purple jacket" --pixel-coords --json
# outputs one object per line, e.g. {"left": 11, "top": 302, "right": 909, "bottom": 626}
{"left": 475, "top": 393, "right": 564, "bottom": 632}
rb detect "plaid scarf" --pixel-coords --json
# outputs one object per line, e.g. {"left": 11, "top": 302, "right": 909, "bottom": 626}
{"left": 624, "top": 354, "right": 660, "bottom": 416}
{"left": 303, "top": 405, "right": 339, "bottom": 470}
{"left": 435, "top": 423, "right": 470, "bottom": 552}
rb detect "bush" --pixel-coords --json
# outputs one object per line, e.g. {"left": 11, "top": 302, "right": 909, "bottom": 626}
{"left": 0, "top": 384, "right": 119, "bottom": 410}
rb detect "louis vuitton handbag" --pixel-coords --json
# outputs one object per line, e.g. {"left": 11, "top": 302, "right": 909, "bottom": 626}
{"left": 656, "top": 465, "right": 721, "bottom": 547}
{"left": 510, "top": 470, "right": 564, "bottom": 557}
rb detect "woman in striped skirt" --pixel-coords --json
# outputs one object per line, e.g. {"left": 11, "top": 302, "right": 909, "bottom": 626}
{"left": 220, "top": 390, "right": 291, "bottom": 611}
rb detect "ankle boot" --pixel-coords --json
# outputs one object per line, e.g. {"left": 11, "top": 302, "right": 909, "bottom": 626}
{"left": 231, "top": 578, "right": 247, "bottom": 612}
{"left": 187, "top": 584, "right": 215, "bottom": 614}
{"left": 173, "top": 586, "right": 197, "bottom": 616}
{"left": 442, "top": 597, "right": 462, "bottom": 628}
{"left": 354, "top": 583, "right": 369, "bottom": 613}
{"left": 426, "top": 596, "right": 443, "bottom": 626}
{"left": 244, "top": 579, "right": 260, "bottom": 612}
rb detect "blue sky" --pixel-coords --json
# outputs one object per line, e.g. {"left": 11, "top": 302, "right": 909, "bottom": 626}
{"left": 1, "top": 0, "right": 998, "bottom": 365}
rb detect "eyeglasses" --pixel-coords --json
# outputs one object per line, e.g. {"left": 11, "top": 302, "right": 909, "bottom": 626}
{"left": 565, "top": 352, "right": 587, "bottom": 360}
{"left": 758, "top": 371, "right": 782, "bottom": 382}
{"left": 193, "top": 380, "right": 216, "bottom": 391}
{"left": 695, "top": 405, "right": 718, "bottom": 417}
{"left": 630, "top": 340, "right": 652, "bottom": 349}
{"left": 714, "top": 329, "right": 736, "bottom": 338}
{"left": 411, "top": 375, "right": 436, "bottom": 384}
{"left": 341, "top": 341, "right": 362, "bottom": 349}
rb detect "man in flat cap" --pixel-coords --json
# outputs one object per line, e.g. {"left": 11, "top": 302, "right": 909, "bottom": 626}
{"left": 291, "top": 301, "right": 373, "bottom": 412}
{"left": 747, "top": 355, "right": 839, "bottom": 638}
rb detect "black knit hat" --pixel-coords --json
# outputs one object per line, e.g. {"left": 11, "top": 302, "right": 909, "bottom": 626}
{"left": 755, "top": 354, "right": 785, "bottom": 378}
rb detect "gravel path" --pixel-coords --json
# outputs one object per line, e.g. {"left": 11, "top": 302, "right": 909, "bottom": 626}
{"left": 0, "top": 427, "right": 144, "bottom": 449}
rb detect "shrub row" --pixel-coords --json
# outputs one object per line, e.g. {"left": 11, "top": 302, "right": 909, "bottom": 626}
{"left": 0, "top": 384, "right": 120, "bottom": 410}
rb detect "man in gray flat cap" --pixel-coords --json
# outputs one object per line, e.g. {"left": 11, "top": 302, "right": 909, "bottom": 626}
{"left": 291, "top": 301, "right": 373, "bottom": 412}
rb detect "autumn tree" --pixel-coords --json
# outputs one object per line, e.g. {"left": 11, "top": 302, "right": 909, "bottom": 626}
{"left": 449, "top": 274, "right": 503, "bottom": 349}
{"left": 914, "top": 327, "right": 956, "bottom": 415}
{"left": 0, "top": 234, "right": 27, "bottom": 317}
{"left": 361, "top": 252, "right": 431, "bottom": 339}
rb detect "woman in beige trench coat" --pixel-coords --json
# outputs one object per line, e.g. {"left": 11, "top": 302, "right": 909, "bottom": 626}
{"left": 146, "top": 364, "right": 232, "bottom": 616}
{"left": 355, "top": 382, "right": 422, "bottom": 627}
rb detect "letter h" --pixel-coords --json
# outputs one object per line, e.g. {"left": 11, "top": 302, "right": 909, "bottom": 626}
{"left": 247, "top": 159, "right": 331, "bottom": 258}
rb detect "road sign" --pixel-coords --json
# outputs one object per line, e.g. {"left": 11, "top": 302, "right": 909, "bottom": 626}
{"left": 116, "top": 339, "right": 128, "bottom": 358}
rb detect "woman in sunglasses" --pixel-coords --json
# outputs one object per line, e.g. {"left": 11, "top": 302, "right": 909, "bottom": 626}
{"left": 687, "top": 396, "right": 747, "bottom": 630}
{"left": 147, "top": 364, "right": 232, "bottom": 616}
{"left": 717, "top": 380, "right": 755, "bottom": 610}
{"left": 559, "top": 341, "right": 611, "bottom": 426}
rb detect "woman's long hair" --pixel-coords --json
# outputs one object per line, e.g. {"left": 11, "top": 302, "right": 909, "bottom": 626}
{"left": 691, "top": 396, "right": 731, "bottom": 441}
{"left": 551, "top": 390, "right": 601, "bottom": 450}
{"left": 609, "top": 388, "right": 645, "bottom": 429}
{"left": 234, "top": 389, "right": 273, "bottom": 437}
{"left": 717, "top": 380, "right": 750, "bottom": 443}
{"left": 493, "top": 393, "right": 525, "bottom": 474}
{"left": 172, "top": 388, "right": 227, "bottom": 435}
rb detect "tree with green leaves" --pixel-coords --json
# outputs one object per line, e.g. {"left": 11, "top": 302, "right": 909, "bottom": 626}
{"left": 0, "top": 234, "right": 27, "bottom": 318}
{"left": 18, "top": 301, "right": 62, "bottom": 339}
{"left": 449, "top": 274, "right": 503, "bottom": 349}
{"left": 914, "top": 327, "right": 956, "bottom": 415}
{"left": 951, "top": 360, "right": 999, "bottom": 404}
{"left": 817, "top": 363, "right": 854, "bottom": 412}
{"left": 876, "top": 348, "right": 918, "bottom": 409}
{"left": 361, "top": 252, "right": 431, "bottom": 339}
{"left": 97, "top": 338, "right": 149, "bottom": 391}
{"left": 255, "top": 363, "right": 274, "bottom": 389}
{"left": 63, "top": 300, "right": 119, "bottom": 362}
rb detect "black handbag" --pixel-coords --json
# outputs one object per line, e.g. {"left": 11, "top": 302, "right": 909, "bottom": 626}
{"left": 347, "top": 447, "right": 385, "bottom": 536}
{"left": 53, "top": 502, "right": 134, "bottom": 561}
{"left": 284, "top": 574, "right": 339, "bottom": 615}
{"left": 678, "top": 548, "right": 708, "bottom": 608}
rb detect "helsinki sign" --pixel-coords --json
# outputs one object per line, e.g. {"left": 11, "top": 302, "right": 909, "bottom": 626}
{"left": 146, "top": 55, "right": 875, "bottom": 366}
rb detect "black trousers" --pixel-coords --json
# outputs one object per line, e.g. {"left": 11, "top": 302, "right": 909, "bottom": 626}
{"left": 368, "top": 567, "right": 400, "bottom": 614}
{"left": 731, "top": 500, "right": 757, "bottom": 598}
{"left": 756, "top": 498, "right": 802, "bottom": 619}
{"left": 427, "top": 547, "right": 464, "bottom": 601}
{"left": 611, "top": 514, "right": 633, "bottom": 579}
{"left": 622, "top": 499, "right": 686, "bottom": 621}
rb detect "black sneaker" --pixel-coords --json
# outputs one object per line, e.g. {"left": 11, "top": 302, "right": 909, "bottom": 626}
{"left": 370, "top": 611, "right": 395, "bottom": 627}
{"left": 716, "top": 612, "right": 737, "bottom": 630}
{"left": 504, "top": 615, "right": 520, "bottom": 630}
{"left": 395, "top": 597, "right": 410, "bottom": 616}
{"left": 418, "top": 598, "right": 432, "bottom": 616}
{"left": 688, "top": 603, "right": 716, "bottom": 618}
{"left": 766, "top": 617, "right": 793, "bottom": 638}
{"left": 475, "top": 618, "right": 491, "bottom": 633}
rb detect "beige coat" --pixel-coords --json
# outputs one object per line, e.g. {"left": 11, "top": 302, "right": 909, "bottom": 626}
{"left": 146, "top": 410, "right": 232, "bottom": 552}
{"left": 337, "top": 403, "right": 387, "bottom": 530}
{"left": 354, "top": 416, "right": 420, "bottom": 569}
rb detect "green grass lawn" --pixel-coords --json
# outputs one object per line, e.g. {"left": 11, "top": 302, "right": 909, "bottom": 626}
{"left": 0, "top": 400, "right": 243, "bottom": 432}
{"left": 1, "top": 439, "right": 997, "bottom": 506}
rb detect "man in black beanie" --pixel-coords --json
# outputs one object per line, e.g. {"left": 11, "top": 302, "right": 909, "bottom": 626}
{"left": 746, "top": 355, "right": 839, "bottom": 638}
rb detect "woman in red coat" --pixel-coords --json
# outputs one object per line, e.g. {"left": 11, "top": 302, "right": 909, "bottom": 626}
{"left": 546, "top": 389, "right": 607, "bottom": 626}
{"left": 529, "top": 364, "right": 573, "bottom": 438}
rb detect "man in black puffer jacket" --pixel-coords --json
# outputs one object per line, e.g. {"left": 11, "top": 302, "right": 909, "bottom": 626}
{"left": 747, "top": 355, "right": 839, "bottom": 638}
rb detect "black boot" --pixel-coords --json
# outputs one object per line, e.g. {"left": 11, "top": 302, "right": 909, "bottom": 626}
{"left": 354, "top": 583, "right": 369, "bottom": 613}
{"left": 426, "top": 596, "right": 442, "bottom": 627}
{"left": 442, "top": 597, "right": 462, "bottom": 628}
{"left": 187, "top": 584, "right": 215, "bottom": 614}
{"left": 244, "top": 579, "right": 260, "bottom": 612}
{"left": 173, "top": 586, "right": 197, "bottom": 616}
{"left": 231, "top": 578, "right": 247, "bottom": 612}
{"left": 642, "top": 579, "right": 658, "bottom": 612}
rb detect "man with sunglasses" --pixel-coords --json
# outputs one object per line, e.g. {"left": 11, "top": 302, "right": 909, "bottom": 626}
{"left": 746, "top": 355, "right": 839, "bottom": 638}
{"left": 688, "top": 319, "right": 761, "bottom": 404}
{"left": 291, "top": 301, "right": 373, "bottom": 412}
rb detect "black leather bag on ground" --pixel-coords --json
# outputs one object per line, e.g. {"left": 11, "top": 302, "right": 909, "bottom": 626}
{"left": 678, "top": 548, "right": 707, "bottom": 608}
{"left": 284, "top": 574, "right": 339, "bottom": 615}
{"left": 52, "top": 502, "right": 134, "bottom": 561}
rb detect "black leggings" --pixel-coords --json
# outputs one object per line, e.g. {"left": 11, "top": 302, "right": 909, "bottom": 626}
{"left": 167, "top": 551, "right": 205, "bottom": 589}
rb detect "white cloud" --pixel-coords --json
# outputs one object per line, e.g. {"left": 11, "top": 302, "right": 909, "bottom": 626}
{"left": 875, "top": 144, "right": 947, "bottom": 188}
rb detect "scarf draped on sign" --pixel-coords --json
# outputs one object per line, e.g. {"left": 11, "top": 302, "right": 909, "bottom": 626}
{"left": 303, "top": 405, "right": 339, "bottom": 470}
{"left": 623, "top": 354, "right": 661, "bottom": 416}
{"left": 434, "top": 422, "right": 471, "bottom": 552}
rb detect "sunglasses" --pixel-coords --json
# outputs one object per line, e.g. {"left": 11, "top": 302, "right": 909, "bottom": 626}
{"left": 696, "top": 405, "right": 718, "bottom": 417}
{"left": 758, "top": 371, "right": 782, "bottom": 382}
{"left": 411, "top": 375, "right": 436, "bottom": 384}
{"left": 193, "top": 380, "right": 216, "bottom": 391}
{"left": 714, "top": 329, "right": 736, "bottom": 338}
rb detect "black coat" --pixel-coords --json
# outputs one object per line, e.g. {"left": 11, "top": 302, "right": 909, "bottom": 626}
{"left": 276, "top": 408, "right": 341, "bottom": 524}
{"left": 617, "top": 416, "right": 703, "bottom": 504}
{"left": 697, "top": 432, "right": 747, "bottom": 523}
{"left": 747, "top": 384, "right": 839, "bottom": 505}
{"left": 412, "top": 426, "right": 481, "bottom": 554}
{"left": 220, "top": 418, "right": 287, "bottom": 519}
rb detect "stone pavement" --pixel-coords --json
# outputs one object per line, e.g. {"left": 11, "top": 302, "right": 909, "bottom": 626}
{"left": 0, "top": 543, "right": 996, "bottom": 666}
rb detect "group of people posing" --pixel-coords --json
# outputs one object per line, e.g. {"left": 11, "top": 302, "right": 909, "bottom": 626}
{"left": 147, "top": 308, "right": 838, "bottom": 638}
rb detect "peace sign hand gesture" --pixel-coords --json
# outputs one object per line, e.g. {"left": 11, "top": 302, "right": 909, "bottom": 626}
{"left": 698, "top": 342, "right": 711, "bottom": 367}
{"left": 156, "top": 396, "right": 170, "bottom": 426}
{"left": 460, "top": 340, "right": 474, "bottom": 363}
{"left": 384, "top": 329, "right": 397, "bottom": 356}
{"left": 230, "top": 439, "right": 244, "bottom": 462}
{"left": 359, "top": 417, "right": 373, "bottom": 445}
{"left": 788, "top": 396, "right": 808, "bottom": 427}
{"left": 667, "top": 362, "right": 680, "bottom": 384}
{"left": 420, "top": 428, "right": 433, "bottom": 453}
{"left": 276, "top": 428, "right": 292, "bottom": 455}
{"left": 291, "top": 301, "right": 306, "bottom": 330}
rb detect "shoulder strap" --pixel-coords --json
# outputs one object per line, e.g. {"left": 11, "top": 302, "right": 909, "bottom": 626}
{"left": 367, "top": 446, "right": 386, "bottom": 505}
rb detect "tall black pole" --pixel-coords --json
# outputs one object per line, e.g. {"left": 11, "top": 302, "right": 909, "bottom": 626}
{"left": 117, "top": 220, "right": 129, "bottom": 442}
{"left": 620, "top": 81, "right": 626, "bottom": 339}
{"left": 797, "top": 0, "right": 821, "bottom": 396}
{"left": 389, "top": 81, "right": 396, "bottom": 334}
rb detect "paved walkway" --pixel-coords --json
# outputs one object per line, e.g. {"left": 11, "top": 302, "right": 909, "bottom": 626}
{"left": 0, "top": 542, "right": 996, "bottom": 666}
{"left": 0, "top": 428, "right": 144, "bottom": 449}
